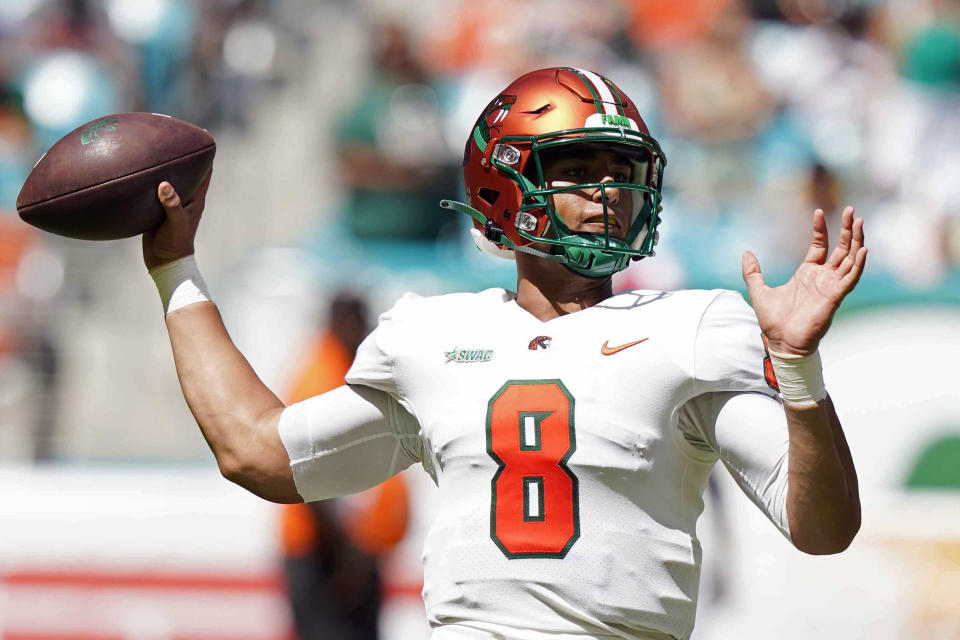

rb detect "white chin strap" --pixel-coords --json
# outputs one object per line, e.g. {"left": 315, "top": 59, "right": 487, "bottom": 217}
{"left": 470, "top": 227, "right": 515, "bottom": 261}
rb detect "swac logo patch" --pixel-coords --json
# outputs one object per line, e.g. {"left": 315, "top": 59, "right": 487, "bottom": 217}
{"left": 528, "top": 336, "right": 552, "bottom": 350}
{"left": 445, "top": 347, "right": 494, "bottom": 363}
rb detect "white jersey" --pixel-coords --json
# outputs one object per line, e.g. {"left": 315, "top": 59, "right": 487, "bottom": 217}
{"left": 281, "top": 288, "right": 792, "bottom": 640}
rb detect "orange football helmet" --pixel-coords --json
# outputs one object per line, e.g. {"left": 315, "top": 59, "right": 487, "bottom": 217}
{"left": 441, "top": 67, "right": 666, "bottom": 278}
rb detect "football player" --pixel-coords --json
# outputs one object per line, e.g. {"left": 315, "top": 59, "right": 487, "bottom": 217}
{"left": 145, "top": 68, "right": 865, "bottom": 640}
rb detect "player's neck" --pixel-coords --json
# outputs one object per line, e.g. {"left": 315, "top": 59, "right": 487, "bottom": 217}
{"left": 514, "top": 253, "right": 614, "bottom": 322}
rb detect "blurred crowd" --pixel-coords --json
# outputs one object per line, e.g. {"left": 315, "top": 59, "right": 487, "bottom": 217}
{"left": 329, "top": 0, "right": 960, "bottom": 293}
{"left": 2, "top": 0, "right": 960, "bottom": 451}
{"left": 0, "top": 0, "right": 306, "bottom": 460}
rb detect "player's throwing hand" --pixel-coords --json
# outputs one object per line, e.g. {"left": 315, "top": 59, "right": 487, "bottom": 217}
{"left": 742, "top": 206, "right": 867, "bottom": 356}
{"left": 142, "top": 171, "right": 212, "bottom": 270}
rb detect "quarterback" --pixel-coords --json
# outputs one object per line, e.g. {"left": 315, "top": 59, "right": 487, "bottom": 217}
{"left": 145, "top": 68, "right": 864, "bottom": 640}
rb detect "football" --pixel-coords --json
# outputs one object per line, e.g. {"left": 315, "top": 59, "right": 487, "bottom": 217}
{"left": 17, "top": 113, "right": 215, "bottom": 240}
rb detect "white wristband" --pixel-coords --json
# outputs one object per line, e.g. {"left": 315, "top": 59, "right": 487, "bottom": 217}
{"left": 149, "top": 255, "right": 211, "bottom": 315}
{"left": 768, "top": 348, "right": 827, "bottom": 406}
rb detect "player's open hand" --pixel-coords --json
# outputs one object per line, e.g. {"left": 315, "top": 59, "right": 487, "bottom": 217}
{"left": 742, "top": 206, "right": 867, "bottom": 356}
{"left": 142, "top": 171, "right": 212, "bottom": 270}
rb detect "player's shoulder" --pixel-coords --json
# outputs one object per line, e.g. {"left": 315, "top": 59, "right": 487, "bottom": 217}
{"left": 382, "top": 288, "right": 513, "bottom": 323}
{"left": 603, "top": 288, "right": 748, "bottom": 315}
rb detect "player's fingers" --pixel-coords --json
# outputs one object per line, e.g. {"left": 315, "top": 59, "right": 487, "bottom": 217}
{"left": 827, "top": 244, "right": 848, "bottom": 270}
{"left": 837, "top": 253, "right": 855, "bottom": 278}
{"left": 850, "top": 215, "right": 864, "bottom": 254}
{"left": 827, "top": 206, "right": 854, "bottom": 268}
{"left": 840, "top": 246, "right": 868, "bottom": 293}
{"left": 804, "top": 209, "right": 829, "bottom": 264}
{"left": 157, "top": 181, "right": 198, "bottom": 239}
{"left": 741, "top": 250, "right": 767, "bottom": 298}
{"left": 188, "top": 169, "right": 213, "bottom": 212}
{"left": 837, "top": 215, "right": 866, "bottom": 277}
{"left": 158, "top": 181, "right": 182, "bottom": 214}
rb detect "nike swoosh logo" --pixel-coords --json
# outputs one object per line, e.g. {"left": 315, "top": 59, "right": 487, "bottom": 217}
{"left": 601, "top": 338, "right": 649, "bottom": 356}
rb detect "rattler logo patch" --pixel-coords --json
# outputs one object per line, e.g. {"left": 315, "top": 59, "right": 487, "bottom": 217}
{"left": 528, "top": 336, "right": 552, "bottom": 350}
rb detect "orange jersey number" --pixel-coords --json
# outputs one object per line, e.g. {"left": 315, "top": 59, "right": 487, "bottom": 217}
{"left": 486, "top": 380, "right": 579, "bottom": 558}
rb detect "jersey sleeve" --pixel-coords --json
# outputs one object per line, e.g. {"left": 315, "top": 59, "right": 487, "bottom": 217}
{"left": 678, "top": 392, "right": 791, "bottom": 540}
{"left": 344, "top": 293, "right": 419, "bottom": 406}
{"left": 278, "top": 384, "right": 422, "bottom": 502}
{"left": 693, "top": 290, "right": 778, "bottom": 398}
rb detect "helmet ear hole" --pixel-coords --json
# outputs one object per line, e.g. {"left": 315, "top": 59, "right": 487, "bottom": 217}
{"left": 478, "top": 188, "right": 499, "bottom": 206}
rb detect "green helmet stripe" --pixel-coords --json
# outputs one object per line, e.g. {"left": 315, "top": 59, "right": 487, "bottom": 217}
{"left": 571, "top": 68, "right": 625, "bottom": 118}
{"left": 473, "top": 124, "right": 488, "bottom": 152}
{"left": 600, "top": 78, "right": 627, "bottom": 116}
{"left": 566, "top": 68, "right": 605, "bottom": 114}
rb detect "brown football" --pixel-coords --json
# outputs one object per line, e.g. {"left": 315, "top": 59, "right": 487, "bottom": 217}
{"left": 17, "top": 113, "right": 215, "bottom": 240}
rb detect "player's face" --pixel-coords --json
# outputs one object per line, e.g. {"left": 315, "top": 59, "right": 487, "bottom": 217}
{"left": 539, "top": 146, "right": 634, "bottom": 238}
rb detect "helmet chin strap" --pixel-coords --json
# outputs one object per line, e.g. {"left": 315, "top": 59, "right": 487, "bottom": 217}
{"left": 439, "top": 200, "right": 567, "bottom": 264}
{"left": 440, "top": 199, "right": 640, "bottom": 280}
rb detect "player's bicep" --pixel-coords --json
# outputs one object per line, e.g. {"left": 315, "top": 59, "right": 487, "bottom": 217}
{"left": 686, "top": 392, "right": 791, "bottom": 540}
{"left": 278, "top": 384, "right": 420, "bottom": 502}
{"left": 715, "top": 392, "right": 791, "bottom": 539}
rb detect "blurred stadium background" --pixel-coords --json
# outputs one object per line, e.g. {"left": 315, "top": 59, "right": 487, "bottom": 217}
{"left": 1, "top": 0, "right": 959, "bottom": 638}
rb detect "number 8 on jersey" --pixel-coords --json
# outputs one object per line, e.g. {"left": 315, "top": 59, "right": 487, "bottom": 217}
{"left": 486, "top": 380, "right": 580, "bottom": 558}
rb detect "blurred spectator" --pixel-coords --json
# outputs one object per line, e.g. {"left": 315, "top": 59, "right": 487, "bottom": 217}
{"left": 124, "top": 0, "right": 198, "bottom": 118}
{"left": 19, "top": 0, "right": 134, "bottom": 131}
{"left": 808, "top": 162, "right": 840, "bottom": 213}
{"left": 902, "top": 20, "right": 960, "bottom": 89}
{"left": 622, "top": 0, "right": 738, "bottom": 52}
{"left": 191, "top": 0, "right": 281, "bottom": 128}
{"left": 280, "top": 291, "right": 409, "bottom": 640}
{"left": 336, "top": 22, "right": 456, "bottom": 241}
{"left": 23, "top": 0, "right": 117, "bottom": 52}
{"left": 0, "top": 216, "right": 62, "bottom": 461}
{"left": 769, "top": 161, "right": 846, "bottom": 266}
{"left": 655, "top": 1, "right": 773, "bottom": 144}
{"left": 286, "top": 291, "right": 371, "bottom": 402}
{"left": 0, "top": 87, "right": 32, "bottom": 210}
{"left": 426, "top": 0, "right": 627, "bottom": 77}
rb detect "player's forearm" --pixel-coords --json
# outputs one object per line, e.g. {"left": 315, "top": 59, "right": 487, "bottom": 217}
{"left": 164, "top": 301, "right": 295, "bottom": 499}
{"left": 145, "top": 184, "right": 298, "bottom": 502}
{"left": 783, "top": 397, "right": 860, "bottom": 554}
